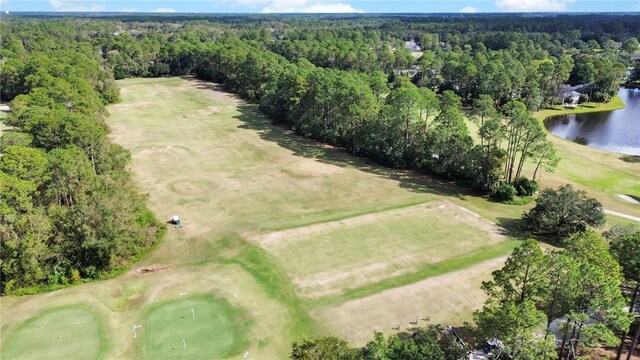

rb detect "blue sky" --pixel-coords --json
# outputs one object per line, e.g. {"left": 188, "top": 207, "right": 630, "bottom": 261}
{"left": 2, "top": 0, "right": 639, "bottom": 13}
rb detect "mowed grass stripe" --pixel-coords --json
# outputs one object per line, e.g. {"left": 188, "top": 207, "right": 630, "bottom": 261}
{"left": 308, "top": 240, "right": 519, "bottom": 308}
{"left": 257, "top": 199, "right": 432, "bottom": 232}
{"left": 256, "top": 201, "right": 507, "bottom": 299}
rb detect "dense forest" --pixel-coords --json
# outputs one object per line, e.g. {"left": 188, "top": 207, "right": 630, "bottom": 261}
{"left": 1, "top": 13, "right": 639, "bottom": 358}
{"left": 0, "top": 18, "right": 165, "bottom": 295}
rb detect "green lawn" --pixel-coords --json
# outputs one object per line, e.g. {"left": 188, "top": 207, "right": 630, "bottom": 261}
{"left": 2, "top": 307, "right": 108, "bottom": 360}
{"left": 143, "top": 295, "right": 246, "bottom": 360}
{"left": 261, "top": 201, "right": 509, "bottom": 299}
{"left": 534, "top": 96, "right": 625, "bottom": 121}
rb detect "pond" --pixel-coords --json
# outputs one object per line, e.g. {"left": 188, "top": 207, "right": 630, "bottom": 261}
{"left": 544, "top": 87, "right": 640, "bottom": 156}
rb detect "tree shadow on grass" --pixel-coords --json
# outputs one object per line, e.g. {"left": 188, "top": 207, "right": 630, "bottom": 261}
{"left": 187, "top": 78, "right": 239, "bottom": 99}
{"left": 620, "top": 154, "right": 640, "bottom": 163}
{"left": 496, "top": 217, "right": 565, "bottom": 244}
{"left": 495, "top": 217, "right": 528, "bottom": 239}
{"left": 231, "top": 102, "right": 471, "bottom": 199}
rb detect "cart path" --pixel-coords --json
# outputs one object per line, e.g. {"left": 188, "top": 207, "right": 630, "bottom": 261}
{"left": 605, "top": 209, "right": 640, "bottom": 222}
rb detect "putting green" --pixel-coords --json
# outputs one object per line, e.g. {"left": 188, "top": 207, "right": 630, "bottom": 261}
{"left": 143, "top": 295, "right": 245, "bottom": 360}
{"left": 2, "top": 307, "right": 106, "bottom": 360}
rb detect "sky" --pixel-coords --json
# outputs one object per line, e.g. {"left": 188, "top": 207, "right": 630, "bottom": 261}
{"left": 1, "top": 0, "right": 639, "bottom": 14}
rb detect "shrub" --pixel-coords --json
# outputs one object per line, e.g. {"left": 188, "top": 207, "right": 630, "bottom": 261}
{"left": 573, "top": 136, "right": 589, "bottom": 145}
{"left": 71, "top": 269, "right": 81, "bottom": 283}
{"left": 492, "top": 182, "right": 517, "bottom": 202}
{"left": 514, "top": 177, "right": 538, "bottom": 197}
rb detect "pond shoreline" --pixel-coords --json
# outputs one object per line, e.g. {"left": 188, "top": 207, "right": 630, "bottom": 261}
{"left": 533, "top": 95, "right": 626, "bottom": 125}
{"left": 541, "top": 87, "right": 640, "bottom": 156}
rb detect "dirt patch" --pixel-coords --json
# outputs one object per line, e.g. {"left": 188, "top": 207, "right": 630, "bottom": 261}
{"left": 182, "top": 79, "right": 238, "bottom": 102}
{"left": 107, "top": 123, "right": 144, "bottom": 147}
{"left": 313, "top": 256, "right": 507, "bottom": 344}
{"left": 134, "top": 264, "right": 175, "bottom": 275}
{"left": 170, "top": 180, "right": 212, "bottom": 195}
{"left": 294, "top": 261, "right": 411, "bottom": 299}
{"left": 280, "top": 160, "right": 344, "bottom": 179}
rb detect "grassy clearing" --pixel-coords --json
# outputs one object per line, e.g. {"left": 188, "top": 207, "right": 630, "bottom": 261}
{"left": 1, "top": 306, "right": 108, "bottom": 360}
{"left": 257, "top": 201, "right": 509, "bottom": 299}
{"left": 2, "top": 77, "right": 637, "bottom": 358}
{"left": 1, "top": 77, "right": 536, "bottom": 356}
{"left": 143, "top": 294, "right": 247, "bottom": 360}
{"left": 103, "top": 77, "right": 526, "bottom": 343}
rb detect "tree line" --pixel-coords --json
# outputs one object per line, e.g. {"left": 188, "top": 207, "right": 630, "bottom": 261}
{"left": 0, "top": 20, "right": 164, "bottom": 295}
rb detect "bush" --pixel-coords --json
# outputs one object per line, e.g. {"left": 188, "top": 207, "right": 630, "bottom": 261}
{"left": 70, "top": 269, "right": 81, "bottom": 283}
{"left": 492, "top": 182, "right": 517, "bottom": 202}
{"left": 522, "top": 184, "right": 605, "bottom": 237}
{"left": 0, "top": 132, "right": 33, "bottom": 151}
{"left": 514, "top": 177, "right": 538, "bottom": 197}
{"left": 573, "top": 136, "right": 589, "bottom": 145}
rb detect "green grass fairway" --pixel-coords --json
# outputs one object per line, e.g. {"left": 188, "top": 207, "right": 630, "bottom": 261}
{"left": 144, "top": 295, "right": 245, "bottom": 360}
{"left": 2, "top": 307, "right": 107, "bottom": 360}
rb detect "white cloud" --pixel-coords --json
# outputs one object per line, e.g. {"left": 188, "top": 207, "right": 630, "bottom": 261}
{"left": 495, "top": 0, "right": 575, "bottom": 12}
{"left": 227, "top": 0, "right": 362, "bottom": 13}
{"left": 153, "top": 7, "right": 176, "bottom": 13}
{"left": 460, "top": 6, "right": 478, "bottom": 13}
{"left": 49, "top": 0, "right": 107, "bottom": 12}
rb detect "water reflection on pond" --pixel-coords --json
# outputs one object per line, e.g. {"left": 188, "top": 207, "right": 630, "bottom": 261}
{"left": 545, "top": 87, "right": 640, "bottom": 156}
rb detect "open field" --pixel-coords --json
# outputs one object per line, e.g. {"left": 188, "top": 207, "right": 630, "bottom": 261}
{"left": 313, "top": 256, "right": 508, "bottom": 345}
{"left": 5, "top": 76, "right": 635, "bottom": 359}
{"left": 248, "top": 201, "right": 509, "bottom": 299}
